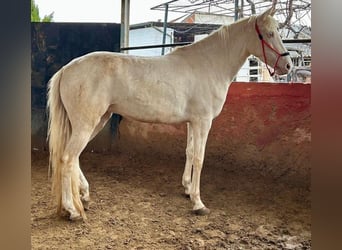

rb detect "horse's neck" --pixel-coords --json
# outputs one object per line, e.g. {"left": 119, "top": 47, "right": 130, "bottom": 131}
{"left": 218, "top": 19, "right": 252, "bottom": 81}
{"left": 175, "top": 18, "right": 251, "bottom": 84}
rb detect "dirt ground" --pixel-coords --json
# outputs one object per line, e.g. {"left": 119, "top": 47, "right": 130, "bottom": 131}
{"left": 31, "top": 148, "right": 311, "bottom": 250}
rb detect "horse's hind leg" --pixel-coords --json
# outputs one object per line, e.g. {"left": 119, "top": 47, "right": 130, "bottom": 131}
{"left": 78, "top": 162, "right": 90, "bottom": 210}
{"left": 61, "top": 128, "right": 93, "bottom": 220}
{"left": 77, "top": 111, "right": 112, "bottom": 210}
{"left": 89, "top": 111, "right": 112, "bottom": 141}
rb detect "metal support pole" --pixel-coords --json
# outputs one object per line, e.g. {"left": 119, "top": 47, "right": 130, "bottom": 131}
{"left": 234, "top": 0, "right": 239, "bottom": 21}
{"left": 120, "top": 0, "right": 124, "bottom": 48}
{"left": 240, "top": 0, "right": 244, "bottom": 18}
{"left": 161, "top": 3, "right": 169, "bottom": 55}
{"left": 120, "top": 0, "right": 130, "bottom": 53}
{"left": 246, "top": 0, "right": 256, "bottom": 15}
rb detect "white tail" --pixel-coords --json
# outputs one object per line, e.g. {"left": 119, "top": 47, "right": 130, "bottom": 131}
{"left": 47, "top": 68, "right": 86, "bottom": 218}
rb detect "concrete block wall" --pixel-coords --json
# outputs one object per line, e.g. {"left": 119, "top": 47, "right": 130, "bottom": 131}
{"left": 115, "top": 83, "right": 311, "bottom": 186}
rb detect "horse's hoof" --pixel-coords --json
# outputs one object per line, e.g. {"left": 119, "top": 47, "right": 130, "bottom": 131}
{"left": 193, "top": 207, "right": 210, "bottom": 216}
{"left": 69, "top": 213, "right": 83, "bottom": 221}
{"left": 82, "top": 200, "right": 90, "bottom": 211}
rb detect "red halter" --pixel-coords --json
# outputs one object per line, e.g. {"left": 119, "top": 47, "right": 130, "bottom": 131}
{"left": 255, "top": 20, "right": 290, "bottom": 76}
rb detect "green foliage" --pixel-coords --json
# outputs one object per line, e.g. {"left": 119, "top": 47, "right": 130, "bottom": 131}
{"left": 31, "top": 0, "right": 54, "bottom": 22}
{"left": 31, "top": 0, "right": 40, "bottom": 22}
{"left": 42, "top": 12, "right": 55, "bottom": 22}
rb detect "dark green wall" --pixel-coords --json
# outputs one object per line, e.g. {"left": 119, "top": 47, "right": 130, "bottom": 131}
{"left": 31, "top": 22, "right": 121, "bottom": 150}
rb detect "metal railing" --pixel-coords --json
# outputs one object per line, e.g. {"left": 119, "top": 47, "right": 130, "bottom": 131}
{"left": 120, "top": 39, "right": 311, "bottom": 52}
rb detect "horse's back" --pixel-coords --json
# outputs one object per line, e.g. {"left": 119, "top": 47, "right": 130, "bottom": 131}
{"left": 57, "top": 52, "right": 194, "bottom": 123}
{"left": 58, "top": 50, "right": 228, "bottom": 124}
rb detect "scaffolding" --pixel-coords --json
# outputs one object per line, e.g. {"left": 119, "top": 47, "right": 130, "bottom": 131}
{"left": 121, "top": 0, "right": 311, "bottom": 74}
{"left": 151, "top": 0, "right": 311, "bottom": 33}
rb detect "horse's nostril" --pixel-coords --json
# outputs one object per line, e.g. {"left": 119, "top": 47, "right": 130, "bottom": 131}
{"left": 286, "top": 63, "right": 291, "bottom": 70}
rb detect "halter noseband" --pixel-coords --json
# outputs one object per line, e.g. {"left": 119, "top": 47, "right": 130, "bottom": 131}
{"left": 255, "top": 20, "right": 290, "bottom": 76}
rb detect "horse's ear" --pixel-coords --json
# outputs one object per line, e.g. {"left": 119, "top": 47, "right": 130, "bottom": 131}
{"left": 259, "top": 6, "right": 276, "bottom": 21}
{"left": 270, "top": 5, "right": 277, "bottom": 16}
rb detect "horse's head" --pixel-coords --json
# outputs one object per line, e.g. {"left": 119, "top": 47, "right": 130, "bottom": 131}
{"left": 248, "top": 6, "right": 293, "bottom": 76}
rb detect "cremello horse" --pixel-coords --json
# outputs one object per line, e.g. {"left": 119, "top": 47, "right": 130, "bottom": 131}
{"left": 47, "top": 6, "right": 292, "bottom": 220}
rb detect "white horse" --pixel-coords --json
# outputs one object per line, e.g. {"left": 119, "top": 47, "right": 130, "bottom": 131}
{"left": 47, "top": 6, "right": 292, "bottom": 220}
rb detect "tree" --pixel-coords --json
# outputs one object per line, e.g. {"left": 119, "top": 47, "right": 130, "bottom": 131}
{"left": 31, "top": 0, "right": 54, "bottom": 22}
{"left": 42, "top": 12, "right": 54, "bottom": 22}
{"left": 31, "top": 0, "right": 40, "bottom": 21}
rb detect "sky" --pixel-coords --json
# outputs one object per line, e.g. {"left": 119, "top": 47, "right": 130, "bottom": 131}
{"left": 34, "top": 0, "right": 311, "bottom": 27}
{"left": 34, "top": 0, "right": 185, "bottom": 24}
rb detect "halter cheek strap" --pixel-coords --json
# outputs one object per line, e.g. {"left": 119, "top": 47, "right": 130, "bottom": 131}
{"left": 255, "top": 20, "right": 290, "bottom": 76}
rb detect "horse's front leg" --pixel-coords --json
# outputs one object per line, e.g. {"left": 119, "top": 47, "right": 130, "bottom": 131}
{"left": 182, "top": 122, "right": 194, "bottom": 196}
{"left": 189, "top": 118, "right": 212, "bottom": 215}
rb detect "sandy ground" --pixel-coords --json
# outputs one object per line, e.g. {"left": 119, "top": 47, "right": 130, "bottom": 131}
{"left": 31, "top": 149, "right": 311, "bottom": 249}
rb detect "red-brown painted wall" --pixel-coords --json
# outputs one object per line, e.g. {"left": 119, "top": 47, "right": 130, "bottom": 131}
{"left": 116, "top": 82, "right": 311, "bottom": 186}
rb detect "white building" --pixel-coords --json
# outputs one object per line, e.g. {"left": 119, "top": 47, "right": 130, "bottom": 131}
{"left": 129, "top": 24, "right": 174, "bottom": 57}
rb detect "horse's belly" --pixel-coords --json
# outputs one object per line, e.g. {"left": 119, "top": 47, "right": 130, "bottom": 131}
{"left": 111, "top": 97, "right": 188, "bottom": 124}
